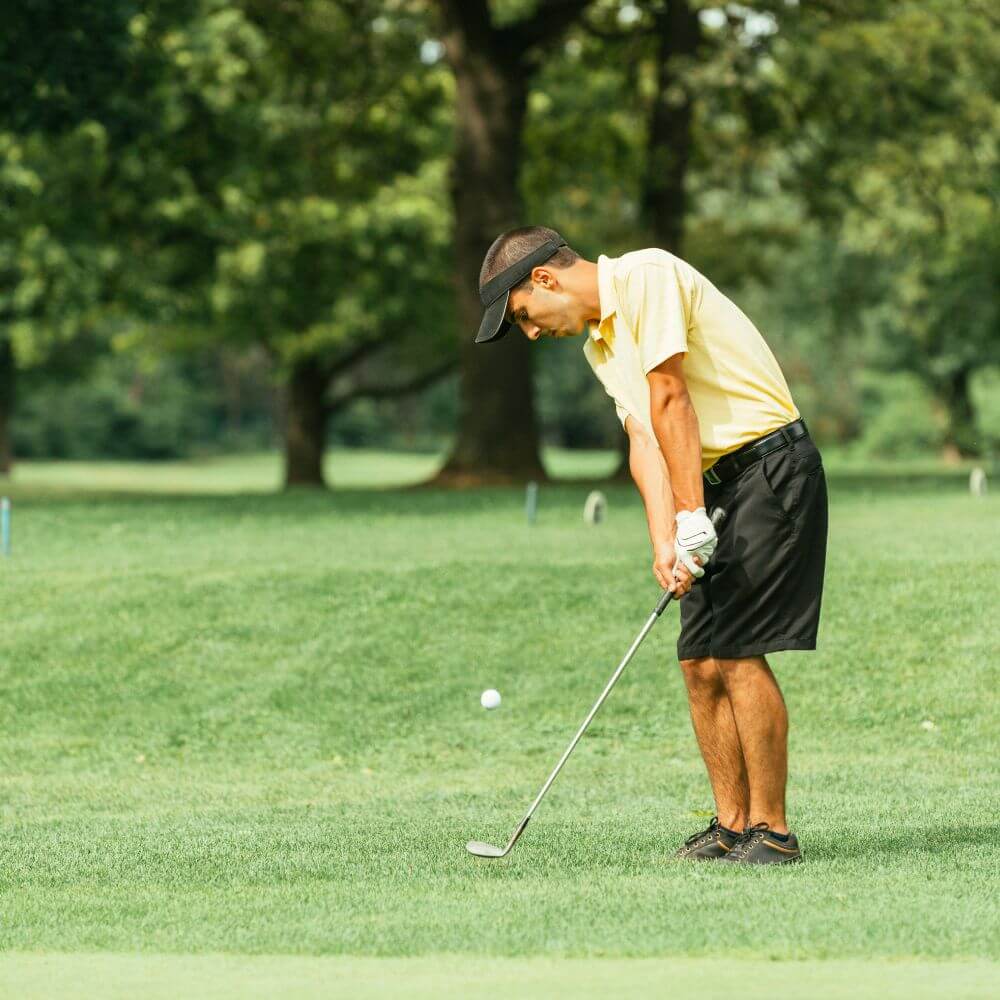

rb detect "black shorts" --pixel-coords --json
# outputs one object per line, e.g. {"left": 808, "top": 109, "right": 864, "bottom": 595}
{"left": 677, "top": 430, "right": 828, "bottom": 661}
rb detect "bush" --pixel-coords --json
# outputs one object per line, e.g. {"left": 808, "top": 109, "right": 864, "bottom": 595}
{"left": 12, "top": 353, "right": 272, "bottom": 460}
{"left": 971, "top": 366, "right": 1000, "bottom": 456}
{"left": 855, "top": 372, "right": 944, "bottom": 458}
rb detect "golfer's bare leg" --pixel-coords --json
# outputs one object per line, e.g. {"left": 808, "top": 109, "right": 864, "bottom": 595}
{"left": 716, "top": 656, "right": 789, "bottom": 834}
{"left": 679, "top": 657, "right": 749, "bottom": 831}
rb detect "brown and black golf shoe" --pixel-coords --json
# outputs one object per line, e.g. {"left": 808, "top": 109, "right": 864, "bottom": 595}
{"left": 674, "top": 816, "right": 739, "bottom": 861}
{"left": 719, "top": 822, "right": 803, "bottom": 865}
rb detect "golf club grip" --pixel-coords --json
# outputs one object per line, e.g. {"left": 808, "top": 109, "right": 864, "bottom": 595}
{"left": 653, "top": 506, "right": 728, "bottom": 617}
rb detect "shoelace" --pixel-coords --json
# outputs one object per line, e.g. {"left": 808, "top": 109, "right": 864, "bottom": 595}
{"left": 684, "top": 816, "right": 720, "bottom": 847}
{"left": 727, "top": 821, "right": 770, "bottom": 860}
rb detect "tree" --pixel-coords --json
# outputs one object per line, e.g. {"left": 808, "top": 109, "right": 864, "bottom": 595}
{"left": 0, "top": 118, "right": 120, "bottom": 477}
{"left": 432, "top": 0, "right": 596, "bottom": 485}
{"left": 0, "top": 0, "right": 150, "bottom": 475}
{"left": 765, "top": 0, "right": 1000, "bottom": 456}
{"left": 121, "top": 0, "right": 457, "bottom": 486}
{"left": 521, "top": 1, "right": 788, "bottom": 475}
{"left": 533, "top": 1, "right": 999, "bottom": 459}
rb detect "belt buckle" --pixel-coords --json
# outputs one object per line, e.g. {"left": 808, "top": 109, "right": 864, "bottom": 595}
{"left": 705, "top": 467, "right": 721, "bottom": 486}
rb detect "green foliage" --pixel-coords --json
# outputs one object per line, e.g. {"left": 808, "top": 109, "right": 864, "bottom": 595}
{"left": 535, "top": 337, "right": 624, "bottom": 448}
{"left": 129, "top": 0, "right": 457, "bottom": 380}
{"left": 854, "top": 371, "right": 944, "bottom": 458}
{"left": 0, "top": 1, "right": 199, "bottom": 373}
{"left": 0, "top": 126, "right": 117, "bottom": 367}
{"left": 328, "top": 371, "right": 459, "bottom": 451}
{"left": 11, "top": 353, "right": 273, "bottom": 460}
{"left": 971, "top": 366, "right": 1000, "bottom": 454}
{"left": 3, "top": 0, "right": 458, "bottom": 473}
{"left": 524, "top": 0, "right": 997, "bottom": 457}
{"left": 768, "top": 0, "right": 1000, "bottom": 452}
{"left": 522, "top": 32, "right": 645, "bottom": 257}
{"left": 3, "top": 0, "right": 997, "bottom": 462}
{"left": 0, "top": 0, "right": 148, "bottom": 135}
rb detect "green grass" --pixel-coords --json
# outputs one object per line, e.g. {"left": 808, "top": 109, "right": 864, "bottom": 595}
{"left": 5, "top": 446, "right": 621, "bottom": 496}
{"left": 0, "top": 955, "right": 996, "bottom": 999}
{"left": 0, "top": 452, "right": 997, "bottom": 996}
{"left": 7, "top": 445, "right": 988, "bottom": 497}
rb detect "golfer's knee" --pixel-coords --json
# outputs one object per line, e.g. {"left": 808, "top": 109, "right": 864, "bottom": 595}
{"left": 716, "top": 655, "right": 768, "bottom": 683}
{"left": 679, "top": 657, "right": 724, "bottom": 693}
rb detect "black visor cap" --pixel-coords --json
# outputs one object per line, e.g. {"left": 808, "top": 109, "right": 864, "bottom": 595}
{"left": 475, "top": 239, "right": 567, "bottom": 344}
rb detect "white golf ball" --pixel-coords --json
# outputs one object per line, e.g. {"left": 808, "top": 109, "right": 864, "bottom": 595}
{"left": 480, "top": 688, "right": 501, "bottom": 710}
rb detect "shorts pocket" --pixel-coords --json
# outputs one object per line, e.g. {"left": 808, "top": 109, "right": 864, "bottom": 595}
{"left": 758, "top": 444, "right": 820, "bottom": 523}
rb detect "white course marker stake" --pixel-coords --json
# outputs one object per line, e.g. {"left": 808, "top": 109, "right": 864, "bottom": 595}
{"left": 525, "top": 481, "right": 539, "bottom": 523}
{"left": 969, "top": 467, "right": 987, "bottom": 497}
{"left": 583, "top": 490, "right": 607, "bottom": 525}
{"left": 1, "top": 497, "right": 10, "bottom": 557}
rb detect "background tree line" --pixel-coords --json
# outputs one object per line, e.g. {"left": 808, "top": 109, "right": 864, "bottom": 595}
{"left": 2, "top": 0, "right": 997, "bottom": 485}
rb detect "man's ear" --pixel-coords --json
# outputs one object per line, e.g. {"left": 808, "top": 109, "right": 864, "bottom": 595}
{"left": 531, "top": 266, "right": 557, "bottom": 289}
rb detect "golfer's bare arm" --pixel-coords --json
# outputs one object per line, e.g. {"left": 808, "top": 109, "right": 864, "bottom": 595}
{"left": 646, "top": 354, "right": 705, "bottom": 514}
{"left": 624, "top": 415, "right": 675, "bottom": 552}
{"left": 624, "top": 416, "right": 697, "bottom": 594}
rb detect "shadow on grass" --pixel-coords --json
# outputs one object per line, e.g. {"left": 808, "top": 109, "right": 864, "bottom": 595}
{"left": 803, "top": 824, "right": 999, "bottom": 862}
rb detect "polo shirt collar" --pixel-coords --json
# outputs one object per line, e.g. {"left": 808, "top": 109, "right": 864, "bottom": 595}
{"left": 589, "top": 254, "right": 617, "bottom": 344}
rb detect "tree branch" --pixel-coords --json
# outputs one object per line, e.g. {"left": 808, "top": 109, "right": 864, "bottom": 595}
{"left": 321, "top": 335, "right": 394, "bottom": 380}
{"left": 327, "top": 358, "right": 457, "bottom": 413}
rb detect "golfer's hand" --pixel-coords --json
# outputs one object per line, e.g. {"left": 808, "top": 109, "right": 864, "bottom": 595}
{"left": 674, "top": 508, "right": 718, "bottom": 579}
{"left": 653, "top": 541, "right": 699, "bottom": 598}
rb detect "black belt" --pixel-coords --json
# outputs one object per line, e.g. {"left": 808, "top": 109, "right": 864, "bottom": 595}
{"left": 704, "top": 419, "right": 808, "bottom": 486}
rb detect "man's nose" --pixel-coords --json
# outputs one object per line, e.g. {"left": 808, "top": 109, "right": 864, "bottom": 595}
{"left": 524, "top": 322, "right": 541, "bottom": 340}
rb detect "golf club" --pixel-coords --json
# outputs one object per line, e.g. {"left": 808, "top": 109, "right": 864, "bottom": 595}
{"left": 467, "top": 506, "right": 728, "bottom": 859}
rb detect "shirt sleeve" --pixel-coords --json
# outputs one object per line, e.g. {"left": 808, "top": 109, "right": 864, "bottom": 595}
{"left": 622, "top": 261, "right": 689, "bottom": 374}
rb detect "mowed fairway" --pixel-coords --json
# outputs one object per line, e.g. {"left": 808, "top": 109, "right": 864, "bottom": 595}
{"left": 0, "top": 454, "right": 997, "bottom": 998}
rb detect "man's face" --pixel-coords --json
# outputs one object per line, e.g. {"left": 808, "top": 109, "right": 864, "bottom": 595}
{"left": 505, "top": 273, "right": 586, "bottom": 341}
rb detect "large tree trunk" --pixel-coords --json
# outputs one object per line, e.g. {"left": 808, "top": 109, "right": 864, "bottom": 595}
{"left": 643, "top": 0, "right": 701, "bottom": 255}
{"left": 939, "top": 367, "right": 980, "bottom": 461}
{"left": 434, "top": 9, "right": 547, "bottom": 485}
{"left": 284, "top": 358, "right": 328, "bottom": 488}
{"left": 0, "top": 336, "right": 13, "bottom": 477}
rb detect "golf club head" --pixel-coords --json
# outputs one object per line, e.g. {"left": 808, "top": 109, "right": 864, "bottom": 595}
{"left": 466, "top": 840, "right": 507, "bottom": 858}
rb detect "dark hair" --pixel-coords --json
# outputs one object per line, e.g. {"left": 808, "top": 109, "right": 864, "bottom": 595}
{"left": 478, "top": 226, "right": 580, "bottom": 293}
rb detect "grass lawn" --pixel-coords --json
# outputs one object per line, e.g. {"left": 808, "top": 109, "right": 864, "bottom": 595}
{"left": 0, "top": 451, "right": 997, "bottom": 997}
{"left": 5, "top": 446, "right": 622, "bottom": 495}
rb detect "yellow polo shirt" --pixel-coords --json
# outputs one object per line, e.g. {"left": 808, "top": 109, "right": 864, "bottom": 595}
{"left": 583, "top": 249, "right": 799, "bottom": 470}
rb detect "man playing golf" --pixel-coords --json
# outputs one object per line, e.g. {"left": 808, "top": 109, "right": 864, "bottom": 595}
{"left": 474, "top": 227, "right": 828, "bottom": 864}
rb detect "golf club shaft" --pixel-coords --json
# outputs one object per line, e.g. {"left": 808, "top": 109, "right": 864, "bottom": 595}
{"left": 500, "top": 506, "right": 727, "bottom": 853}
{"left": 506, "top": 603, "right": 668, "bottom": 847}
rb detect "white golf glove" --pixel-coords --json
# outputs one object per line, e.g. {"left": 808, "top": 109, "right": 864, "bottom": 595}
{"left": 674, "top": 507, "right": 718, "bottom": 579}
